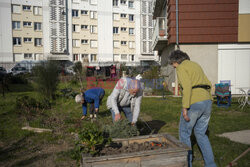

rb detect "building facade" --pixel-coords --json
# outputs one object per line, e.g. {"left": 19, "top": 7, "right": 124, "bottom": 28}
{"left": 0, "top": 0, "right": 159, "bottom": 67}
{"left": 152, "top": 0, "right": 250, "bottom": 94}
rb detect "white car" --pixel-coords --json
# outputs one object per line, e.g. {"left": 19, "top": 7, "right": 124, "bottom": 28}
{"left": 9, "top": 66, "right": 29, "bottom": 75}
{"left": 65, "top": 66, "right": 76, "bottom": 75}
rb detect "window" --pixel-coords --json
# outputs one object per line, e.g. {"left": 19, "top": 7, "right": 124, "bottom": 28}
{"left": 24, "top": 53, "right": 32, "bottom": 59}
{"left": 120, "top": 0, "right": 126, "bottom": 5}
{"left": 113, "top": 13, "right": 119, "bottom": 21}
{"left": 73, "top": 39, "right": 80, "bottom": 47}
{"left": 13, "top": 37, "right": 21, "bottom": 45}
{"left": 129, "top": 28, "right": 134, "bottom": 35}
{"left": 128, "top": 1, "right": 134, "bottom": 8}
{"left": 72, "top": 0, "right": 80, "bottom": 3}
{"left": 129, "top": 41, "right": 135, "bottom": 48}
{"left": 23, "top": 22, "right": 32, "bottom": 27}
{"left": 73, "top": 24, "right": 80, "bottom": 32}
{"left": 13, "top": 53, "right": 22, "bottom": 61}
{"left": 121, "top": 54, "right": 127, "bottom": 60}
{"left": 33, "top": 6, "right": 42, "bottom": 15}
{"left": 72, "top": 10, "right": 79, "bottom": 17}
{"left": 90, "top": 25, "right": 97, "bottom": 33}
{"left": 73, "top": 54, "right": 79, "bottom": 61}
{"left": 90, "top": 11, "right": 97, "bottom": 19}
{"left": 113, "top": 27, "right": 119, "bottom": 34}
{"left": 130, "top": 54, "right": 134, "bottom": 61}
{"left": 24, "top": 38, "right": 32, "bottom": 43}
{"left": 34, "top": 22, "right": 42, "bottom": 31}
{"left": 23, "top": 5, "right": 31, "bottom": 11}
{"left": 142, "top": 15, "right": 147, "bottom": 26}
{"left": 35, "top": 38, "right": 42, "bottom": 46}
{"left": 90, "top": 40, "right": 97, "bottom": 48}
{"left": 34, "top": 53, "right": 42, "bottom": 60}
{"left": 129, "top": 14, "right": 134, "bottom": 21}
{"left": 90, "top": 0, "right": 97, "bottom": 5}
{"left": 113, "top": 41, "right": 119, "bottom": 48}
{"left": 81, "top": 25, "right": 88, "bottom": 29}
{"left": 113, "top": 0, "right": 118, "bottom": 6}
{"left": 148, "top": 1, "right": 152, "bottom": 13}
{"left": 148, "top": 15, "right": 153, "bottom": 27}
{"left": 149, "top": 41, "right": 152, "bottom": 52}
{"left": 121, "top": 41, "right": 127, "bottom": 45}
{"left": 121, "top": 27, "right": 127, "bottom": 31}
{"left": 81, "top": 39, "right": 88, "bottom": 44}
{"left": 12, "top": 4, "right": 21, "bottom": 13}
{"left": 149, "top": 28, "right": 153, "bottom": 39}
{"left": 142, "top": 1, "right": 147, "bottom": 13}
{"left": 90, "top": 54, "right": 97, "bottom": 62}
{"left": 81, "top": 54, "right": 89, "bottom": 62}
{"left": 81, "top": 10, "right": 88, "bottom": 15}
{"left": 142, "top": 28, "right": 147, "bottom": 40}
{"left": 114, "top": 54, "right": 119, "bottom": 61}
{"left": 130, "top": 54, "right": 135, "bottom": 61}
{"left": 120, "top": 13, "right": 126, "bottom": 18}
{"left": 12, "top": 21, "right": 20, "bottom": 30}
{"left": 143, "top": 41, "right": 146, "bottom": 52}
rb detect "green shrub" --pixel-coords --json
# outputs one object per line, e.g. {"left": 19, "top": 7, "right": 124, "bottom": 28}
{"left": 16, "top": 96, "right": 51, "bottom": 120}
{"left": 73, "top": 61, "right": 86, "bottom": 89}
{"left": 32, "top": 61, "right": 60, "bottom": 100}
{"left": 9, "top": 74, "right": 28, "bottom": 84}
{"left": 60, "top": 88, "right": 78, "bottom": 99}
{"left": 72, "top": 123, "right": 111, "bottom": 161}
{"left": 103, "top": 119, "right": 139, "bottom": 138}
{"left": 142, "top": 66, "right": 160, "bottom": 80}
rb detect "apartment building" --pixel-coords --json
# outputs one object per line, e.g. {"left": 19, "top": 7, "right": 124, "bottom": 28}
{"left": 11, "top": 0, "right": 44, "bottom": 62}
{"left": 152, "top": 0, "right": 250, "bottom": 94}
{"left": 139, "top": 0, "right": 157, "bottom": 65}
{"left": 0, "top": 0, "right": 158, "bottom": 67}
{"left": 0, "top": 0, "right": 44, "bottom": 63}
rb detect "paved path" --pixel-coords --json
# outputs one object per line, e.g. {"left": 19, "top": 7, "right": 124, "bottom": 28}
{"left": 217, "top": 130, "right": 250, "bottom": 145}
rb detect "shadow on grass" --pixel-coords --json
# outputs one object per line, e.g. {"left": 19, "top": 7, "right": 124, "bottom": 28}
{"left": 137, "top": 120, "right": 166, "bottom": 135}
{"left": 0, "top": 136, "right": 34, "bottom": 162}
{"left": 98, "top": 109, "right": 111, "bottom": 118}
{"left": 11, "top": 153, "right": 51, "bottom": 167}
{"left": 9, "top": 83, "right": 34, "bottom": 93}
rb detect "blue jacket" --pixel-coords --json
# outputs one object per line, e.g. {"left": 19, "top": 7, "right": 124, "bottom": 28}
{"left": 82, "top": 87, "right": 105, "bottom": 115}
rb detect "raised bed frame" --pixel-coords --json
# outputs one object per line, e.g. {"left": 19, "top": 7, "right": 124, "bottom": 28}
{"left": 81, "top": 133, "right": 189, "bottom": 167}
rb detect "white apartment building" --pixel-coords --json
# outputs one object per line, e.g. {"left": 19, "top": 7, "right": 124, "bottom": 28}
{"left": 0, "top": 0, "right": 159, "bottom": 67}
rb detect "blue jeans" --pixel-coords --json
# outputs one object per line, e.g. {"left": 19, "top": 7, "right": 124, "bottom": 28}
{"left": 110, "top": 106, "right": 133, "bottom": 122}
{"left": 179, "top": 100, "right": 216, "bottom": 167}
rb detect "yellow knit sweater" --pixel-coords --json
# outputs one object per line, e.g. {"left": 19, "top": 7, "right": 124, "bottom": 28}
{"left": 176, "top": 60, "right": 212, "bottom": 108}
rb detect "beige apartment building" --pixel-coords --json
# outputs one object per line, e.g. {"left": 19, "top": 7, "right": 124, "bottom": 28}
{"left": 0, "top": 0, "right": 158, "bottom": 67}
{"left": 72, "top": 9, "right": 98, "bottom": 63}
{"left": 11, "top": 1, "right": 43, "bottom": 62}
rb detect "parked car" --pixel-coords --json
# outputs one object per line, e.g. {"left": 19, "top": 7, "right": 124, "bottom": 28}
{"left": 9, "top": 66, "right": 29, "bottom": 75}
{"left": 65, "top": 66, "right": 76, "bottom": 75}
{"left": 0, "top": 67, "right": 7, "bottom": 74}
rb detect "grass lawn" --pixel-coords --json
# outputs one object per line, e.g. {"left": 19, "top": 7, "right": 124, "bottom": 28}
{"left": 0, "top": 82, "right": 249, "bottom": 166}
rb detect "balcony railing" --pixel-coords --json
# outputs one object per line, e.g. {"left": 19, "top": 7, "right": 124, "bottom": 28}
{"left": 152, "top": 17, "right": 168, "bottom": 51}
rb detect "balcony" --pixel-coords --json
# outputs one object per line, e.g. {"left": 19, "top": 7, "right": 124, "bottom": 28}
{"left": 152, "top": 17, "right": 168, "bottom": 53}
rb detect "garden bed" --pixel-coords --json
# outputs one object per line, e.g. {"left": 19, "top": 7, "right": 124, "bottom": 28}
{"left": 81, "top": 133, "right": 189, "bottom": 167}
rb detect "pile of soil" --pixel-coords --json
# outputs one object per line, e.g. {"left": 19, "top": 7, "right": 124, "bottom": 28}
{"left": 100, "top": 141, "right": 169, "bottom": 155}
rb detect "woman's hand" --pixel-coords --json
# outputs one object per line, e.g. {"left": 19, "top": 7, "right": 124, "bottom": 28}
{"left": 182, "top": 108, "right": 190, "bottom": 122}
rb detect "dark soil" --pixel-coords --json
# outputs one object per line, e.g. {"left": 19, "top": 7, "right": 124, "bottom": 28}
{"left": 100, "top": 141, "right": 169, "bottom": 156}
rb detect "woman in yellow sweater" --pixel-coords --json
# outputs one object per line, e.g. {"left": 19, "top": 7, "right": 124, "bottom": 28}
{"left": 169, "top": 50, "right": 216, "bottom": 167}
